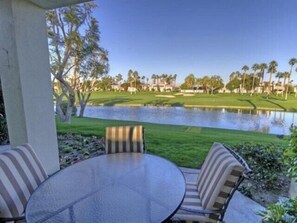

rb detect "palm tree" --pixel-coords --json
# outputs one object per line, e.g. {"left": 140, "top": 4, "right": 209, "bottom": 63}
{"left": 282, "top": 72, "right": 290, "bottom": 90}
{"left": 151, "top": 74, "right": 156, "bottom": 84}
{"left": 275, "top": 72, "right": 283, "bottom": 84}
{"left": 267, "top": 60, "right": 278, "bottom": 94}
{"left": 285, "top": 58, "right": 297, "bottom": 100}
{"left": 241, "top": 65, "right": 249, "bottom": 93}
{"left": 115, "top": 73, "right": 123, "bottom": 89}
{"left": 173, "top": 74, "right": 177, "bottom": 87}
{"left": 259, "top": 63, "right": 267, "bottom": 84}
{"left": 251, "top": 63, "right": 259, "bottom": 95}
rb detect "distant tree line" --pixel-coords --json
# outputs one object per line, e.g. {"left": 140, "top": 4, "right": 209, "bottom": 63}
{"left": 179, "top": 58, "right": 297, "bottom": 96}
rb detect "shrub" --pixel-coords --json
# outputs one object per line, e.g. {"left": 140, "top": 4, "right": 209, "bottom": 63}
{"left": 0, "top": 79, "right": 9, "bottom": 145}
{"left": 258, "top": 197, "right": 297, "bottom": 223}
{"left": 284, "top": 125, "right": 297, "bottom": 180}
{"left": 232, "top": 143, "right": 286, "bottom": 190}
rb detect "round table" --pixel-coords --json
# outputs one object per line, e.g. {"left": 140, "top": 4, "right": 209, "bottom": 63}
{"left": 26, "top": 153, "right": 186, "bottom": 223}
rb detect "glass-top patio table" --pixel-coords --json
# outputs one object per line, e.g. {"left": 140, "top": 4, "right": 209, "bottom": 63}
{"left": 26, "top": 153, "right": 186, "bottom": 223}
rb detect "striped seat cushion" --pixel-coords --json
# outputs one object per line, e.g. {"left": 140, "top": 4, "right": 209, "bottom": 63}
{"left": 197, "top": 142, "right": 244, "bottom": 211}
{"left": 173, "top": 182, "right": 219, "bottom": 223}
{"left": 105, "top": 125, "right": 144, "bottom": 154}
{"left": 0, "top": 144, "right": 48, "bottom": 219}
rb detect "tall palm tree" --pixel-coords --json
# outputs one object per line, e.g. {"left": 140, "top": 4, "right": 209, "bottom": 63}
{"left": 267, "top": 60, "right": 278, "bottom": 94}
{"left": 275, "top": 72, "right": 283, "bottom": 84}
{"left": 251, "top": 63, "right": 259, "bottom": 95}
{"left": 285, "top": 58, "right": 297, "bottom": 100}
{"left": 282, "top": 72, "right": 289, "bottom": 89}
{"left": 173, "top": 74, "right": 177, "bottom": 87}
{"left": 151, "top": 74, "right": 156, "bottom": 84}
{"left": 115, "top": 73, "right": 123, "bottom": 87}
{"left": 259, "top": 63, "right": 267, "bottom": 84}
{"left": 241, "top": 65, "right": 249, "bottom": 93}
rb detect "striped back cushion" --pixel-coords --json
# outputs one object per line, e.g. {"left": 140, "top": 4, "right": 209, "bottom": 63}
{"left": 105, "top": 126, "right": 144, "bottom": 154}
{"left": 197, "top": 142, "right": 244, "bottom": 210}
{"left": 0, "top": 144, "right": 48, "bottom": 218}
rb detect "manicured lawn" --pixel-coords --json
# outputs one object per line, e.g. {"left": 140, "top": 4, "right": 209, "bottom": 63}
{"left": 56, "top": 117, "right": 284, "bottom": 168}
{"left": 88, "top": 91, "right": 297, "bottom": 111}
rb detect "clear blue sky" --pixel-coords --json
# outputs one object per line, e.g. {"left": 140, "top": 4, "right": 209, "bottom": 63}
{"left": 94, "top": 0, "right": 297, "bottom": 84}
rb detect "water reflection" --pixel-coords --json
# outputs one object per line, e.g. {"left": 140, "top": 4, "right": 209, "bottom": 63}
{"left": 80, "top": 106, "right": 297, "bottom": 135}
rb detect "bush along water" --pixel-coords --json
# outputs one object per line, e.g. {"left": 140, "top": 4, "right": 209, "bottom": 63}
{"left": 257, "top": 126, "right": 297, "bottom": 222}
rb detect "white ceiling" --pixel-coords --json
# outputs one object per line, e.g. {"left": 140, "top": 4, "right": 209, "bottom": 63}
{"left": 27, "top": 0, "right": 91, "bottom": 9}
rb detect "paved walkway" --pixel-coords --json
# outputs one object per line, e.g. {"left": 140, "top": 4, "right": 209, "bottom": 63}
{"left": 180, "top": 167, "right": 265, "bottom": 223}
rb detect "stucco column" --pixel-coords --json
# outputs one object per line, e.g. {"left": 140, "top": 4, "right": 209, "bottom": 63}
{"left": 0, "top": 0, "right": 59, "bottom": 174}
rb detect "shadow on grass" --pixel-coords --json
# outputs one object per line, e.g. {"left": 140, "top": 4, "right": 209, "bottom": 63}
{"left": 238, "top": 99, "right": 257, "bottom": 109}
{"left": 89, "top": 97, "right": 136, "bottom": 106}
{"left": 261, "top": 95, "right": 285, "bottom": 101}
{"left": 171, "top": 102, "right": 184, "bottom": 107}
{"left": 261, "top": 99, "right": 286, "bottom": 111}
{"left": 145, "top": 99, "right": 169, "bottom": 106}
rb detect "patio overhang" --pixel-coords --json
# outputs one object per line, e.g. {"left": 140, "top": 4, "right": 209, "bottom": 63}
{"left": 27, "top": 0, "right": 91, "bottom": 10}
{"left": 0, "top": 0, "right": 92, "bottom": 174}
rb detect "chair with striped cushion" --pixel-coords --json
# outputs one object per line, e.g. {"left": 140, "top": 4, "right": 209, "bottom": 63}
{"left": 172, "top": 142, "right": 251, "bottom": 223}
{"left": 0, "top": 144, "right": 48, "bottom": 222}
{"left": 105, "top": 125, "right": 145, "bottom": 154}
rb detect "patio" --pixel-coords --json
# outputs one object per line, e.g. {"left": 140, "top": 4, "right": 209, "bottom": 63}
{"left": 0, "top": 144, "right": 265, "bottom": 222}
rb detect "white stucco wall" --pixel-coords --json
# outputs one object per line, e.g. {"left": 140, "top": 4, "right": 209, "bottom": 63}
{"left": 0, "top": 0, "right": 59, "bottom": 174}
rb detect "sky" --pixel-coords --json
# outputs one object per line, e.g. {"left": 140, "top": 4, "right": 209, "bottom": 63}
{"left": 94, "top": 0, "right": 297, "bottom": 84}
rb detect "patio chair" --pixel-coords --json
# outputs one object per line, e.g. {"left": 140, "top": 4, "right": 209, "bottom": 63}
{"left": 0, "top": 144, "right": 48, "bottom": 223}
{"left": 105, "top": 125, "right": 145, "bottom": 154}
{"left": 172, "top": 142, "right": 252, "bottom": 223}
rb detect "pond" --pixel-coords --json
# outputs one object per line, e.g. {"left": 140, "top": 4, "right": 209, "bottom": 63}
{"left": 80, "top": 106, "right": 297, "bottom": 135}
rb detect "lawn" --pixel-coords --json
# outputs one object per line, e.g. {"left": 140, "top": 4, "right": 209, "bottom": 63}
{"left": 88, "top": 91, "right": 297, "bottom": 111}
{"left": 56, "top": 117, "right": 284, "bottom": 168}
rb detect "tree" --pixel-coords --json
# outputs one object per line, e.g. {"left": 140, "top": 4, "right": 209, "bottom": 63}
{"left": 241, "top": 65, "right": 249, "bottom": 92}
{"left": 226, "top": 77, "right": 241, "bottom": 93}
{"left": 173, "top": 74, "right": 177, "bottom": 87}
{"left": 127, "top": 70, "right": 140, "bottom": 90}
{"left": 208, "top": 75, "right": 224, "bottom": 94}
{"left": 275, "top": 72, "right": 283, "bottom": 84}
{"left": 151, "top": 74, "right": 157, "bottom": 84}
{"left": 259, "top": 63, "right": 267, "bottom": 84}
{"left": 116, "top": 73, "right": 123, "bottom": 88}
{"left": 99, "top": 75, "right": 113, "bottom": 90}
{"left": 184, "top": 74, "right": 196, "bottom": 89}
{"left": 229, "top": 71, "right": 241, "bottom": 81}
{"left": 198, "top": 76, "right": 210, "bottom": 93}
{"left": 282, "top": 71, "right": 290, "bottom": 87}
{"left": 47, "top": 3, "right": 108, "bottom": 122}
{"left": 74, "top": 17, "right": 109, "bottom": 117}
{"left": 285, "top": 58, "right": 297, "bottom": 100}
{"left": 251, "top": 63, "right": 259, "bottom": 95}
{"left": 267, "top": 60, "right": 278, "bottom": 94}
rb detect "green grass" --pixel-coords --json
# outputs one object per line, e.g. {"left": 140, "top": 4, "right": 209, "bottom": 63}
{"left": 56, "top": 117, "right": 284, "bottom": 168}
{"left": 87, "top": 92, "right": 297, "bottom": 111}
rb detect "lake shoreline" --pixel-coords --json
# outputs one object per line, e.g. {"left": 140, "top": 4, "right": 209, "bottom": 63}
{"left": 86, "top": 102, "right": 288, "bottom": 112}
{"left": 79, "top": 105, "right": 296, "bottom": 135}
